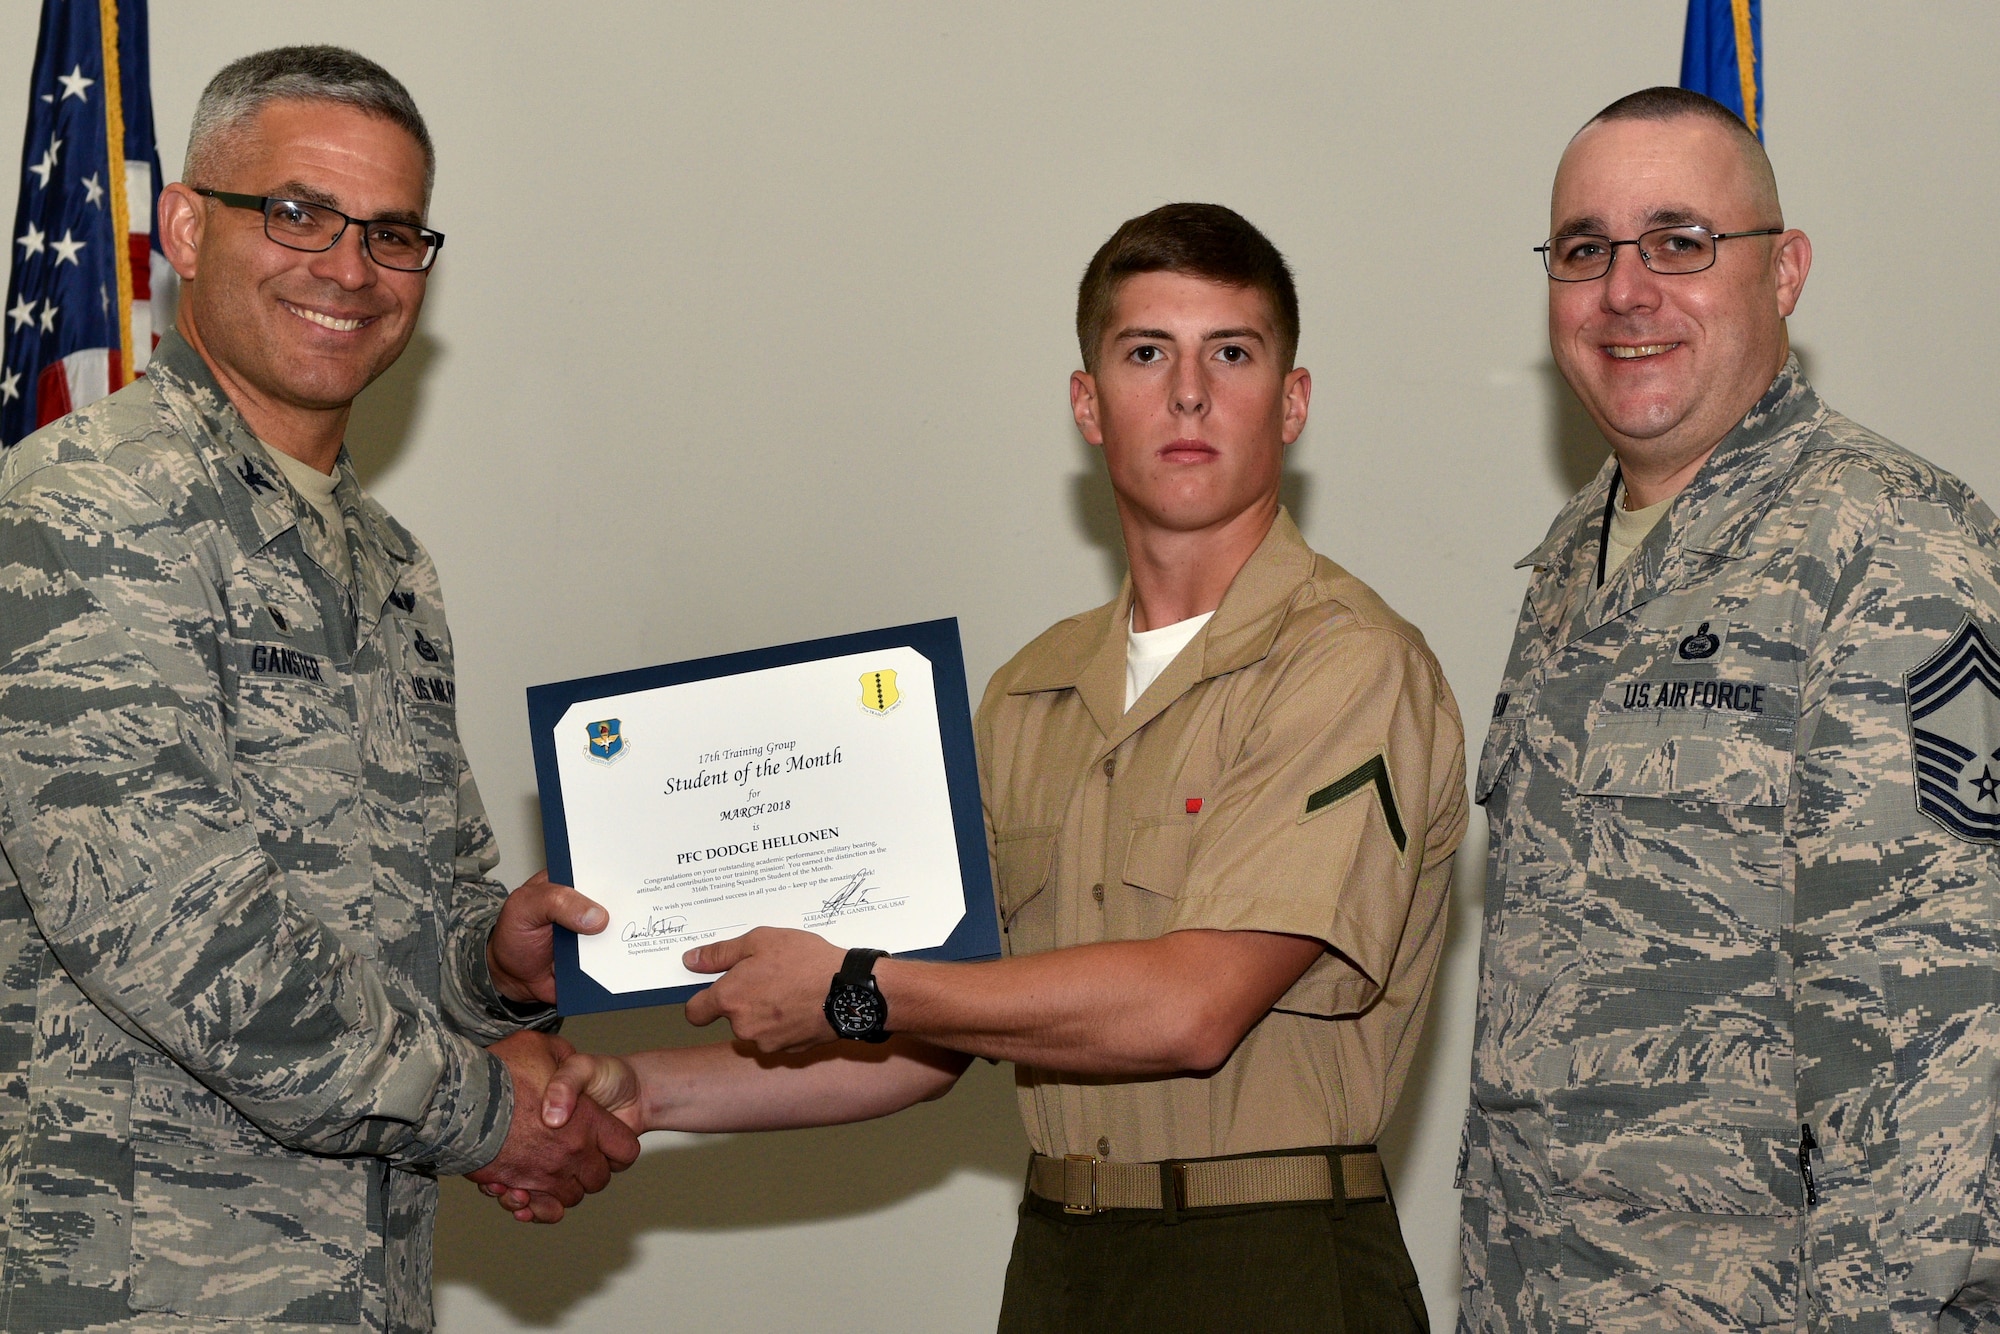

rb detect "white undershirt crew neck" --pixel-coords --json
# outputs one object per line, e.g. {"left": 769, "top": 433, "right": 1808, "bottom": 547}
{"left": 1125, "top": 610, "right": 1213, "bottom": 710}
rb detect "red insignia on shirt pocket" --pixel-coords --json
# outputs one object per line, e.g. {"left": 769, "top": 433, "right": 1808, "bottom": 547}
{"left": 1185, "top": 797, "right": 1203, "bottom": 814}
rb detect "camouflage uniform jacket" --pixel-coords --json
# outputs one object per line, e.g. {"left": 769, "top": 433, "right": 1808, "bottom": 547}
{"left": 0, "top": 331, "right": 542, "bottom": 1333}
{"left": 1458, "top": 356, "right": 2000, "bottom": 1332}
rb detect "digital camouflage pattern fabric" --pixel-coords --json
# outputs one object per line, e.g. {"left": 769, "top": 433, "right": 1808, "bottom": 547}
{"left": 0, "top": 331, "right": 546, "bottom": 1331}
{"left": 1459, "top": 356, "right": 2000, "bottom": 1331}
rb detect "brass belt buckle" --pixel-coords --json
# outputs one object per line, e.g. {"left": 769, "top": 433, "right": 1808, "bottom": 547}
{"left": 1062, "top": 1154, "right": 1097, "bottom": 1214}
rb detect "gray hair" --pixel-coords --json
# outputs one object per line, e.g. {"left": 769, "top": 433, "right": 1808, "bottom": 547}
{"left": 184, "top": 46, "right": 434, "bottom": 203}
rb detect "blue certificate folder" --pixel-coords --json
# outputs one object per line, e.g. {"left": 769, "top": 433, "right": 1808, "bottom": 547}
{"left": 528, "top": 618, "right": 1001, "bottom": 1015}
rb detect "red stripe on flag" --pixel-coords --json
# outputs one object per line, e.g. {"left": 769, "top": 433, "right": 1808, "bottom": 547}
{"left": 129, "top": 235, "right": 151, "bottom": 299}
{"left": 35, "top": 363, "right": 72, "bottom": 430}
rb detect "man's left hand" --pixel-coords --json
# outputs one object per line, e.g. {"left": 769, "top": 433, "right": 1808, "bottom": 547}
{"left": 488, "top": 872, "right": 610, "bottom": 1007}
{"left": 683, "top": 927, "right": 845, "bottom": 1051}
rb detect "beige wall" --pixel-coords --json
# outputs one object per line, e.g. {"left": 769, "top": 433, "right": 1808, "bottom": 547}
{"left": 5, "top": 3, "right": 1998, "bottom": 1328}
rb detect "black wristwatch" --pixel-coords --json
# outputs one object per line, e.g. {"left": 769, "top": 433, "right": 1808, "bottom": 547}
{"left": 823, "top": 947, "right": 891, "bottom": 1043}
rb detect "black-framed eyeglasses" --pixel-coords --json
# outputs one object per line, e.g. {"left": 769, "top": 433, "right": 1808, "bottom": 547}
{"left": 1535, "top": 225, "right": 1782, "bottom": 282}
{"left": 195, "top": 189, "right": 445, "bottom": 272}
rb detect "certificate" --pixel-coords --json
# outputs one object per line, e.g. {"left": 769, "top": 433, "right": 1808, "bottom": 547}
{"left": 528, "top": 619, "right": 1000, "bottom": 1014}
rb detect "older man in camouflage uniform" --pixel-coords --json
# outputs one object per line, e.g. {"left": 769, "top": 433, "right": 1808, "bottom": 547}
{"left": 1458, "top": 86, "right": 2000, "bottom": 1331}
{"left": 0, "top": 47, "right": 636, "bottom": 1332}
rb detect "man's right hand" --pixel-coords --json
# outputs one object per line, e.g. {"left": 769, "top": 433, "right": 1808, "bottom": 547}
{"left": 481, "top": 1050, "right": 645, "bottom": 1220}
{"left": 466, "top": 1030, "right": 640, "bottom": 1224}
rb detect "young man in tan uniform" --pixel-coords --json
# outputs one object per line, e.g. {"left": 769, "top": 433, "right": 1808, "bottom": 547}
{"left": 495, "top": 204, "right": 1467, "bottom": 1331}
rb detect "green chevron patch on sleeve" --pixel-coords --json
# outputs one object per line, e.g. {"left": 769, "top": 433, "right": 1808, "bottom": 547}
{"left": 1302, "top": 754, "right": 1407, "bottom": 854}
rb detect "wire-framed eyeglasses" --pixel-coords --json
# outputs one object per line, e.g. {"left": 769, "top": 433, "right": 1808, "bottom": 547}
{"left": 195, "top": 188, "right": 445, "bottom": 273}
{"left": 1535, "top": 225, "right": 1782, "bottom": 282}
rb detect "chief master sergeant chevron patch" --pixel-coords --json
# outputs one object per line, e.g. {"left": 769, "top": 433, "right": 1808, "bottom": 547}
{"left": 1908, "top": 617, "right": 2000, "bottom": 844}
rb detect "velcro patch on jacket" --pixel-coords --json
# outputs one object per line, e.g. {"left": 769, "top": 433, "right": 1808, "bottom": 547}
{"left": 249, "top": 643, "right": 325, "bottom": 683}
{"left": 1301, "top": 753, "right": 1407, "bottom": 854}
{"left": 1908, "top": 617, "right": 2000, "bottom": 845}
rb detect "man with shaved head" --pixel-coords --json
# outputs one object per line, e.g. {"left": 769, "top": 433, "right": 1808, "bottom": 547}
{"left": 1459, "top": 87, "right": 2000, "bottom": 1330}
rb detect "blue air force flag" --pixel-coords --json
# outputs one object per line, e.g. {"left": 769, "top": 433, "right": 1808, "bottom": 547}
{"left": 3, "top": 0, "right": 170, "bottom": 445}
{"left": 1908, "top": 619, "right": 2000, "bottom": 845}
{"left": 1680, "top": 0, "right": 1763, "bottom": 141}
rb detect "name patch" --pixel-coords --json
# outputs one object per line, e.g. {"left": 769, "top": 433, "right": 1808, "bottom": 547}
{"left": 250, "top": 644, "right": 325, "bottom": 683}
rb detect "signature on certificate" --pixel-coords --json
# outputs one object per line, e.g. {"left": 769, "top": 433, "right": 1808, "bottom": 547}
{"left": 820, "top": 869, "right": 877, "bottom": 917}
{"left": 621, "top": 910, "right": 688, "bottom": 942}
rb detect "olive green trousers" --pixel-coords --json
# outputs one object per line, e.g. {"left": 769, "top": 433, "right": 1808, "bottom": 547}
{"left": 997, "top": 1186, "right": 1428, "bottom": 1333}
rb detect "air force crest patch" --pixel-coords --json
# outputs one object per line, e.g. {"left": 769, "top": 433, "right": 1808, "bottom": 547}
{"left": 860, "top": 669, "right": 900, "bottom": 715}
{"left": 1908, "top": 618, "right": 2000, "bottom": 844}
{"left": 586, "top": 719, "right": 627, "bottom": 764}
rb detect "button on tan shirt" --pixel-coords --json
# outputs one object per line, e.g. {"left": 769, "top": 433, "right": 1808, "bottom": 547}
{"left": 976, "top": 511, "right": 1468, "bottom": 1162}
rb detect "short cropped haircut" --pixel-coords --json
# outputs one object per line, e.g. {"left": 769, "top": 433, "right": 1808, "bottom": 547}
{"left": 184, "top": 46, "right": 434, "bottom": 203}
{"left": 1585, "top": 86, "right": 1781, "bottom": 221}
{"left": 1075, "top": 203, "right": 1300, "bottom": 373}
{"left": 1590, "top": 86, "right": 1760, "bottom": 150}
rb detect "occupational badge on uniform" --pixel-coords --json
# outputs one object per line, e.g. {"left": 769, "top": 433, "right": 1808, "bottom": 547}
{"left": 1677, "top": 621, "right": 1721, "bottom": 660}
{"left": 859, "top": 669, "right": 901, "bottom": 715}
{"left": 585, "top": 719, "right": 628, "bottom": 764}
{"left": 1907, "top": 618, "right": 2000, "bottom": 844}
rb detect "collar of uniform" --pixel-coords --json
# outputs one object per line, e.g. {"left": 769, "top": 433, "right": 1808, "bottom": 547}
{"left": 1513, "top": 452, "right": 1616, "bottom": 646}
{"left": 149, "top": 330, "right": 300, "bottom": 554}
{"left": 332, "top": 448, "right": 414, "bottom": 567}
{"left": 1668, "top": 354, "right": 1823, "bottom": 560}
{"left": 1003, "top": 508, "right": 1312, "bottom": 739}
{"left": 1567, "top": 357, "right": 1822, "bottom": 642}
{"left": 335, "top": 449, "right": 417, "bottom": 634}
{"left": 1516, "top": 355, "right": 1825, "bottom": 646}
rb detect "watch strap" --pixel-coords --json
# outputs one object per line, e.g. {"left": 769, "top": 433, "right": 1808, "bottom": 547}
{"left": 827, "top": 947, "right": 891, "bottom": 1043}
{"left": 838, "top": 947, "right": 887, "bottom": 985}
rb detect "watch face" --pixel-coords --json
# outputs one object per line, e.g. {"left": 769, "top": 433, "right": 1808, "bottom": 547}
{"left": 829, "top": 984, "right": 885, "bottom": 1035}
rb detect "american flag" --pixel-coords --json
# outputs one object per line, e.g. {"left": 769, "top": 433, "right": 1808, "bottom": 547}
{"left": 3, "top": 0, "right": 170, "bottom": 446}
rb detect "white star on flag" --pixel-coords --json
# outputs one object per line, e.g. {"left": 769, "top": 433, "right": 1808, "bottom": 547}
{"left": 81, "top": 173, "right": 103, "bottom": 206}
{"left": 57, "top": 65, "right": 94, "bottom": 102}
{"left": 0, "top": 369, "right": 19, "bottom": 405}
{"left": 7, "top": 295, "right": 33, "bottom": 331}
{"left": 38, "top": 301, "right": 57, "bottom": 333}
{"left": 28, "top": 139, "right": 61, "bottom": 189}
{"left": 16, "top": 222, "right": 46, "bottom": 258}
{"left": 50, "top": 231, "right": 85, "bottom": 266}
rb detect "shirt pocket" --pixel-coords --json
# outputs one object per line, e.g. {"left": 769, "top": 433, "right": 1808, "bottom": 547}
{"left": 126, "top": 1056, "right": 368, "bottom": 1322}
{"left": 1552, "top": 688, "right": 1801, "bottom": 1216}
{"left": 1578, "top": 704, "right": 1795, "bottom": 808}
{"left": 1118, "top": 817, "right": 1192, "bottom": 940}
{"left": 993, "top": 825, "right": 1059, "bottom": 953}
{"left": 223, "top": 639, "right": 356, "bottom": 763}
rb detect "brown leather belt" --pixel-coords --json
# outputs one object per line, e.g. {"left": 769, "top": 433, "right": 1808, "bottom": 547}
{"left": 1027, "top": 1146, "right": 1386, "bottom": 1216}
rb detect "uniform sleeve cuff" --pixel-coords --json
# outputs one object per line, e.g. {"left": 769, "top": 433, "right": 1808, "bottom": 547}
{"left": 1164, "top": 893, "right": 1388, "bottom": 1017}
{"left": 419, "top": 1041, "right": 516, "bottom": 1177}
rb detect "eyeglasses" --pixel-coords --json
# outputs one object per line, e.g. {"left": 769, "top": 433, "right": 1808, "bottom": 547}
{"left": 195, "top": 189, "right": 445, "bottom": 272}
{"left": 1535, "top": 225, "right": 1782, "bottom": 282}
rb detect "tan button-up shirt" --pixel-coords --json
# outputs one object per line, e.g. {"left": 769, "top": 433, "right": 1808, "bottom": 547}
{"left": 976, "top": 511, "right": 1467, "bottom": 1162}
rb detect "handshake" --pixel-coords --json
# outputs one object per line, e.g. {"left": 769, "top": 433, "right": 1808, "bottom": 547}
{"left": 467, "top": 874, "right": 870, "bottom": 1222}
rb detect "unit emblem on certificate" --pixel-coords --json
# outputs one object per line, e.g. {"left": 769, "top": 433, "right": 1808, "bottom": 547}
{"left": 860, "top": 669, "right": 901, "bottom": 715}
{"left": 586, "top": 719, "right": 628, "bottom": 763}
